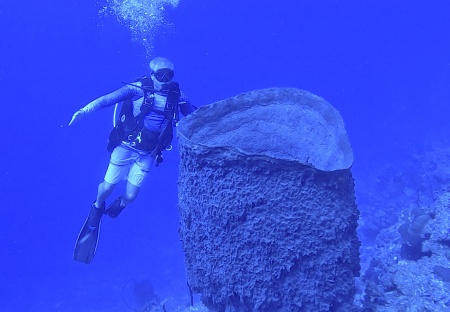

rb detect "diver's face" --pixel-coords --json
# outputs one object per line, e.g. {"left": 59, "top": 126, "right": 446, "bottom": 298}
{"left": 151, "top": 67, "right": 174, "bottom": 89}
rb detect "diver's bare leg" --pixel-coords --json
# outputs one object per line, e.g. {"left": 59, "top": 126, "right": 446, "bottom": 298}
{"left": 95, "top": 181, "right": 116, "bottom": 208}
{"left": 122, "top": 182, "right": 141, "bottom": 206}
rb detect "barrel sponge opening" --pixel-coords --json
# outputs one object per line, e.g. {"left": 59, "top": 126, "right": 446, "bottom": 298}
{"left": 177, "top": 88, "right": 353, "bottom": 171}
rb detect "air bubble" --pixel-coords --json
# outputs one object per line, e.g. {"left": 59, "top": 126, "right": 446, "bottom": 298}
{"left": 100, "top": 0, "right": 180, "bottom": 57}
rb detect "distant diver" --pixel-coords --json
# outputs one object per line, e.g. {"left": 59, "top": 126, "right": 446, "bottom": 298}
{"left": 69, "top": 57, "right": 197, "bottom": 264}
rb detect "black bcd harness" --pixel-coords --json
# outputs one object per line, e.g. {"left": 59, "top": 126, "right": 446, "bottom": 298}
{"left": 107, "top": 76, "right": 181, "bottom": 166}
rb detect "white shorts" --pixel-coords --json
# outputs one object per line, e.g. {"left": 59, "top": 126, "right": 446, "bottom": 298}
{"left": 104, "top": 143, "right": 154, "bottom": 187}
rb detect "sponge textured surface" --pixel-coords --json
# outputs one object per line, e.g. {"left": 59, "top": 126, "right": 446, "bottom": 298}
{"left": 177, "top": 88, "right": 360, "bottom": 311}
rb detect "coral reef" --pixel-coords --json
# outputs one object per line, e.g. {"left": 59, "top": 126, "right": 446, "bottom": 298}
{"left": 360, "top": 139, "right": 450, "bottom": 311}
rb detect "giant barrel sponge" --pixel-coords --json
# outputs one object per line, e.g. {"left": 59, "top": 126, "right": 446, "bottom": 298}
{"left": 177, "top": 88, "right": 360, "bottom": 312}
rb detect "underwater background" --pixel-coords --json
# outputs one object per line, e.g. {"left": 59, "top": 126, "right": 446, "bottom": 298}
{"left": 1, "top": 0, "right": 450, "bottom": 311}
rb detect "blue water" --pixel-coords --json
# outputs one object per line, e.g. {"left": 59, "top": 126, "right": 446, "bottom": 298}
{"left": 1, "top": 0, "right": 449, "bottom": 311}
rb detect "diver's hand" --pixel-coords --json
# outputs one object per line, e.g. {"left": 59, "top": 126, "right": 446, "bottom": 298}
{"left": 68, "top": 109, "right": 86, "bottom": 126}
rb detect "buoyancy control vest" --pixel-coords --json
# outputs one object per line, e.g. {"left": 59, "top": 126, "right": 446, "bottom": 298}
{"left": 107, "top": 76, "right": 181, "bottom": 158}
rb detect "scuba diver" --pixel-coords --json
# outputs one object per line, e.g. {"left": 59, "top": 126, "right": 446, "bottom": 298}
{"left": 68, "top": 57, "right": 196, "bottom": 264}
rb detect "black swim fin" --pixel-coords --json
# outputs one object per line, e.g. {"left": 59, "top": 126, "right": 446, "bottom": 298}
{"left": 105, "top": 196, "right": 126, "bottom": 218}
{"left": 74, "top": 203, "right": 104, "bottom": 264}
